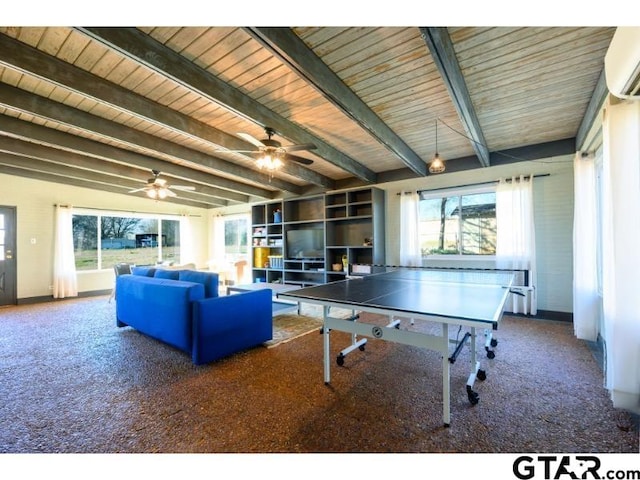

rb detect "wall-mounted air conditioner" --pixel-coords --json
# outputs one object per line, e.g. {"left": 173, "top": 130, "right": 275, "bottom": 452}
{"left": 604, "top": 27, "right": 640, "bottom": 99}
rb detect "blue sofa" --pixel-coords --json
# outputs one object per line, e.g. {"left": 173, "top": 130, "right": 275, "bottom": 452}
{"left": 115, "top": 268, "right": 272, "bottom": 365}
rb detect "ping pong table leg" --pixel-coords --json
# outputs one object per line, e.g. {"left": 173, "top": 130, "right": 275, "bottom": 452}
{"left": 442, "top": 323, "right": 451, "bottom": 427}
{"left": 484, "top": 328, "right": 498, "bottom": 359}
{"left": 323, "top": 305, "right": 331, "bottom": 385}
{"left": 465, "top": 327, "right": 481, "bottom": 405}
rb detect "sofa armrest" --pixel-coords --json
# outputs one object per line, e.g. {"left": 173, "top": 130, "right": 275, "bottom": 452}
{"left": 191, "top": 289, "right": 272, "bottom": 365}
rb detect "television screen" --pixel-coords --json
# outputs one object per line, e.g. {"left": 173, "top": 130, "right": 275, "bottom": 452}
{"left": 286, "top": 229, "right": 324, "bottom": 259}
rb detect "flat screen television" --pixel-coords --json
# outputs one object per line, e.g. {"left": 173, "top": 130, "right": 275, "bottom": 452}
{"left": 286, "top": 229, "right": 324, "bottom": 259}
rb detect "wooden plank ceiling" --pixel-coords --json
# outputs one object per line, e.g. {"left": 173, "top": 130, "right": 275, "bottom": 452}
{"left": 0, "top": 26, "right": 615, "bottom": 208}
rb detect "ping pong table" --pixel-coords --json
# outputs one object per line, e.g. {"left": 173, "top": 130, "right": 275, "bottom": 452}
{"left": 278, "top": 268, "right": 514, "bottom": 426}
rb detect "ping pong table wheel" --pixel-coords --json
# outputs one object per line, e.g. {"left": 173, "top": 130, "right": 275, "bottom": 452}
{"left": 490, "top": 338, "right": 498, "bottom": 347}
{"left": 486, "top": 350, "right": 496, "bottom": 359}
{"left": 359, "top": 344, "right": 366, "bottom": 351}
{"left": 336, "top": 354, "right": 345, "bottom": 366}
{"left": 477, "top": 369, "right": 487, "bottom": 381}
{"left": 466, "top": 385, "right": 480, "bottom": 405}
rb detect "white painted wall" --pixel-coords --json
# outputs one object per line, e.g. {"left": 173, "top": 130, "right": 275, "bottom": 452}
{"left": 1, "top": 153, "right": 575, "bottom": 313}
{"left": 0, "top": 173, "right": 210, "bottom": 299}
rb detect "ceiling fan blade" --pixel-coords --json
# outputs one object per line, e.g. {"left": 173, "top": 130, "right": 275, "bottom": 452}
{"left": 128, "top": 187, "right": 147, "bottom": 193}
{"left": 165, "top": 189, "right": 177, "bottom": 197}
{"left": 286, "top": 153, "right": 314, "bottom": 166}
{"left": 237, "top": 132, "right": 266, "bottom": 148}
{"left": 172, "top": 185, "right": 196, "bottom": 191}
{"left": 283, "top": 143, "right": 316, "bottom": 153}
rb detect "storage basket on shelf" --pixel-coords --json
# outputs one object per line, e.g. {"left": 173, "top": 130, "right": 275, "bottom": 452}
{"left": 267, "top": 255, "right": 283, "bottom": 269}
{"left": 254, "top": 247, "right": 270, "bottom": 268}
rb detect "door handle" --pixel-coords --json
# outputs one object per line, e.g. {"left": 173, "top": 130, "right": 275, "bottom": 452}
{"left": 5, "top": 249, "right": 12, "bottom": 259}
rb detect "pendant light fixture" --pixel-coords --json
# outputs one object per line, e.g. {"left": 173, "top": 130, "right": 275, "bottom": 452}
{"left": 429, "top": 118, "right": 446, "bottom": 174}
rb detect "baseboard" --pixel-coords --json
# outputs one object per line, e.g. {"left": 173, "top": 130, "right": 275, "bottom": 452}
{"left": 17, "top": 289, "right": 111, "bottom": 305}
{"left": 507, "top": 309, "right": 573, "bottom": 322}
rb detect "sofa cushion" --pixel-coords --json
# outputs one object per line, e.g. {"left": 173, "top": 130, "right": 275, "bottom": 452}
{"left": 179, "top": 270, "right": 219, "bottom": 298}
{"left": 154, "top": 269, "right": 181, "bottom": 280}
{"left": 131, "top": 266, "right": 156, "bottom": 277}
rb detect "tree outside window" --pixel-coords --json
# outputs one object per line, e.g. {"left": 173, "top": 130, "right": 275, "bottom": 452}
{"left": 419, "top": 191, "right": 496, "bottom": 256}
{"left": 72, "top": 212, "right": 181, "bottom": 270}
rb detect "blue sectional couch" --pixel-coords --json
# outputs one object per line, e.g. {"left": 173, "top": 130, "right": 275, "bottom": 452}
{"left": 115, "top": 267, "right": 272, "bottom": 365}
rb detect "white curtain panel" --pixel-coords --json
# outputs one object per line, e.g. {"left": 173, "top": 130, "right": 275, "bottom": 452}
{"left": 179, "top": 215, "right": 195, "bottom": 265}
{"left": 572, "top": 152, "right": 599, "bottom": 341}
{"left": 53, "top": 205, "right": 78, "bottom": 299}
{"left": 496, "top": 175, "right": 537, "bottom": 314}
{"left": 601, "top": 99, "right": 640, "bottom": 414}
{"left": 399, "top": 191, "right": 422, "bottom": 267}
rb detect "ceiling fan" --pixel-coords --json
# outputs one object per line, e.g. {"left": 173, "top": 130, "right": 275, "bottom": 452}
{"left": 233, "top": 127, "right": 316, "bottom": 170}
{"left": 128, "top": 170, "right": 195, "bottom": 199}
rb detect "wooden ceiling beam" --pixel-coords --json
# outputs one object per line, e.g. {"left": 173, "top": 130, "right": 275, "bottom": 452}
{"left": 0, "top": 83, "right": 284, "bottom": 200}
{"left": 246, "top": 27, "right": 428, "bottom": 177}
{"left": 376, "top": 137, "right": 576, "bottom": 183}
{"left": 77, "top": 27, "right": 372, "bottom": 184}
{"left": 576, "top": 69, "right": 608, "bottom": 151}
{"left": 0, "top": 153, "right": 217, "bottom": 209}
{"left": 0, "top": 136, "right": 231, "bottom": 207}
{"left": 420, "top": 27, "right": 491, "bottom": 168}
{"left": 0, "top": 110, "right": 265, "bottom": 203}
{"left": 0, "top": 32, "right": 304, "bottom": 194}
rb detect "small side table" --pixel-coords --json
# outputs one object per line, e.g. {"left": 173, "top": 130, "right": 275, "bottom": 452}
{"left": 226, "top": 282, "right": 301, "bottom": 316}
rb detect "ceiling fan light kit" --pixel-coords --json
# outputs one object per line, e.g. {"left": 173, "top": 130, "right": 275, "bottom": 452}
{"left": 146, "top": 185, "right": 169, "bottom": 199}
{"left": 256, "top": 151, "right": 284, "bottom": 171}
{"left": 128, "top": 169, "right": 194, "bottom": 200}
{"left": 236, "top": 127, "right": 316, "bottom": 172}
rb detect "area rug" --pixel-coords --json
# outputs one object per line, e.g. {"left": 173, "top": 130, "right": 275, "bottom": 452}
{"left": 265, "top": 304, "right": 354, "bottom": 348}
{"left": 265, "top": 313, "right": 323, "bottom": 348}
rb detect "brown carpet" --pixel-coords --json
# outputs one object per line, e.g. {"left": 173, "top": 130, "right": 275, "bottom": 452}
{"left": 0, "top": 295, "right": 637, "bottom": 454}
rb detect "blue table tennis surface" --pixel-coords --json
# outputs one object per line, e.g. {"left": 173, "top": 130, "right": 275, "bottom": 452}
{"left": 280, "top": 268, "right": 513, "bottom": 324}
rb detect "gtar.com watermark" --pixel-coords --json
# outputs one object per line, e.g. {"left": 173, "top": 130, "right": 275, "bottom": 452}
{"left": 513, "top": 455, "right": 640, "bottom": 480}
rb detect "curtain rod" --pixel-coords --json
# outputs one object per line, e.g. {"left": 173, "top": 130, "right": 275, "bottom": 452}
{"left": 53, "top": 204, "right": 201, "bottom": 217}
{"left": 396, "top": 173, "right": 550, "bottom": 195}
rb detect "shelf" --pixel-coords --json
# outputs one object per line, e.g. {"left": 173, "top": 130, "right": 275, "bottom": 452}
{"left": 326, "top": 215, "right": 372, "bottom": 222}
{"left": 251, "top": 187, "right": 385, "bottom": 284}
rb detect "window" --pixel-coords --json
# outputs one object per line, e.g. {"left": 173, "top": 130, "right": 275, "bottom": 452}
{"left": 223, "top": 215, "right": 249, "bottom": 263}
{"left": 419, "top": 189, "right": 496, "bottom": 256}
{"left": 72, "top": 211, "right": 181, "bottom": 270}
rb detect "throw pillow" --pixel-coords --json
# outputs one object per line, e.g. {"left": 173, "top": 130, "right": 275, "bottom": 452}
{"left": 154, "top": 269, "right": 181, "bottom": 280}
{"left": 131, "top": 266, "right": 156, "bottom": 277}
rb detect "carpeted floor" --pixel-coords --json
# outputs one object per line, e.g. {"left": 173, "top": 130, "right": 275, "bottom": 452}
{"left": 0, "top": 295, "right": 637, "bottom": 454}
